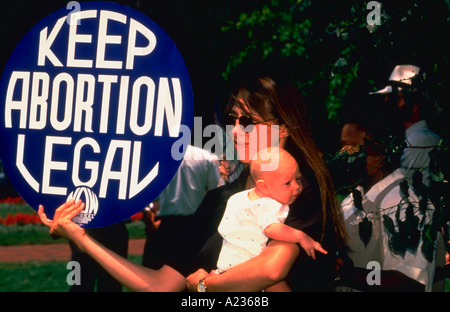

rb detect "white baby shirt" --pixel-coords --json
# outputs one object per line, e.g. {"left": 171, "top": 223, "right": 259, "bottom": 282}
{"left": 216, "top": 188, "right": 290, "bottom": 272}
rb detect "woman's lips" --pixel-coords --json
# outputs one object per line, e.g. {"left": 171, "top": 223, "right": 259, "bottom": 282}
{"left": 234, "top": 135, "right": 249, "bottom": 147}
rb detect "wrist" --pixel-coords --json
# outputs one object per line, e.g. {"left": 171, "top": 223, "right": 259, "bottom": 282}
{"left": 197, "top": 278, "right": 209, "bottom": 292}
{"left": 295, "top": 230, "right": 306, "bottom": 242}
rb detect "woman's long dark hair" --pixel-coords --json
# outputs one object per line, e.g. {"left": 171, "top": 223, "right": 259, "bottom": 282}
{"left": 225, "top": 76, "right": 348, "bottom": 246}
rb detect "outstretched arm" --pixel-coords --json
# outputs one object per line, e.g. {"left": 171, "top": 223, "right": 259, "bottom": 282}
{"left": 264, "top": 223, "right": 327, "bottom": 259}
{"left": 38, "top": 199, "right": 185, "bottom": 292}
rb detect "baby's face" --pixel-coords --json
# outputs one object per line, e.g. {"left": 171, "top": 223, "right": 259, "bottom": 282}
{"left": 265, "top": 165, "right": 302, "bottom": 205}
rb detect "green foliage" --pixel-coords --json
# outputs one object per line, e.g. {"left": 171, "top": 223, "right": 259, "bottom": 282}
{"left": 421, "top": 224, "right": 438, "bottom": 262}
{"left": 358, "top": 217, "right": 372, "bottom": 247}
{"left": 429, "top": 142, "right": 449, "bottom": 183}
{"left": 326, "top": 133, "right": 405, "bottom": 194}
{"left": 352, "top": 188, "right": 363, "bottom": 210}
{"left": 218, "top": 0, "right": 450, "bottom": 138}
{"left": 382, "top": 214, "right": 395, "bottom": 235}
{"left": 220, "top": 1, "right": 312, "bottom": 80}
{"left": 325, "top": 146, "right": 366, "bottom": 194}
{"left": 0, "top": 202, "right": 34, "bottom": 218}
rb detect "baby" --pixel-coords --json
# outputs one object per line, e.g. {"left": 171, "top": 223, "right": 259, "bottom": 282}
{"left": 216, "top": 147, "right": 327, "bottom": 291}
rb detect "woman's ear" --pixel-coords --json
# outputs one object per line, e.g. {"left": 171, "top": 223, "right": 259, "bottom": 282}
{"left": 279, "top": 124, "right": 289, "bottom": 140}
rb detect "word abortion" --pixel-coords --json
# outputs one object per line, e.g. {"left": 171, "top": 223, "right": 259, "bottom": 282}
{"left": 4, "top": 72, "right": 182, "bottom": 137}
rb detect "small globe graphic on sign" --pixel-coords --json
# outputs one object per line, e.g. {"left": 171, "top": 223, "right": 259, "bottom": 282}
{"left": 67, "top": 187, "right": 99, "bottom": 225}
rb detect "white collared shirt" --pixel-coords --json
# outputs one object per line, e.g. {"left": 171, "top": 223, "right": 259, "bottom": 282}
{"left": 341, "top": 168, "right": 436, "bottom": 291}
{"left": 157, "top": 145, "right": 222, "bottom": 217}
{"left": 401, "top": 120, "right": 441, "bottom": 184}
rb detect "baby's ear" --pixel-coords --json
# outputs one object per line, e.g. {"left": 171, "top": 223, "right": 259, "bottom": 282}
{"left": 255, "top": 179, "right": 269, "bottom": 195}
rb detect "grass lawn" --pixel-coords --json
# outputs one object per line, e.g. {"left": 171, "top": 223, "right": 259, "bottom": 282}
{"left": 0, "top": 255, "right": 143, "bottom": 292}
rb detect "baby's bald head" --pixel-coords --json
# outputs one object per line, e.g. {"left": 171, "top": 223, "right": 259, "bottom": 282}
{"left": 250, "top": 147, "right": 302, "bottom": 204}
{"left": 250, "top": 147, "right": 296, "bottom": 182}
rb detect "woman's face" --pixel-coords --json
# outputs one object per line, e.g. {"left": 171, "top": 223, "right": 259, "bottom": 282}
{"left": 228, "top": 105, "right": 285, "bottom": 164}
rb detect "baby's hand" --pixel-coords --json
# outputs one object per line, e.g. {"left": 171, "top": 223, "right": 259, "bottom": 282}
{"left": 297, "top": 232, "right": 327, "bottom": 260}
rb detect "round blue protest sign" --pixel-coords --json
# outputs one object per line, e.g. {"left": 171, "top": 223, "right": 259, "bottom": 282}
{"left": 0, "top": 1, "right": 194, "bottom": 227}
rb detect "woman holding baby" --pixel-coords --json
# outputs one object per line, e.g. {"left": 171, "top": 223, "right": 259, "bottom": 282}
{"left": 39, "top": 75, "right": 347, "bottom": 292}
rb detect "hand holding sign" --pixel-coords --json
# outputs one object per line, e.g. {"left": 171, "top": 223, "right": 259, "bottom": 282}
{"left": 38, "top": 199, "right": 86, "bottom": 242}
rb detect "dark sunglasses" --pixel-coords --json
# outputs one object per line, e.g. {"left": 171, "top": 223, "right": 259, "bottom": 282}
{"left": 222, "top": 114, "right": 256, "bottom": 131}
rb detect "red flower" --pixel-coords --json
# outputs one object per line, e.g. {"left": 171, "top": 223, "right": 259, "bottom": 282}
{"left": 0, "top": 196, "right": 25, "bottom": 204}
{"left": 130, "top": 211, "right": 143, "bottom": 222}
{"left": 0, "top": 212, "right": 42, "bottom": 226}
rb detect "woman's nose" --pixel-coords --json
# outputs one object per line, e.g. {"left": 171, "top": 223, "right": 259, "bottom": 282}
{"left": 231, "top": 120, "right": 246, "bottom": 135}
{"left": 230, "top": 122, "right": 239, "bottom": 135}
